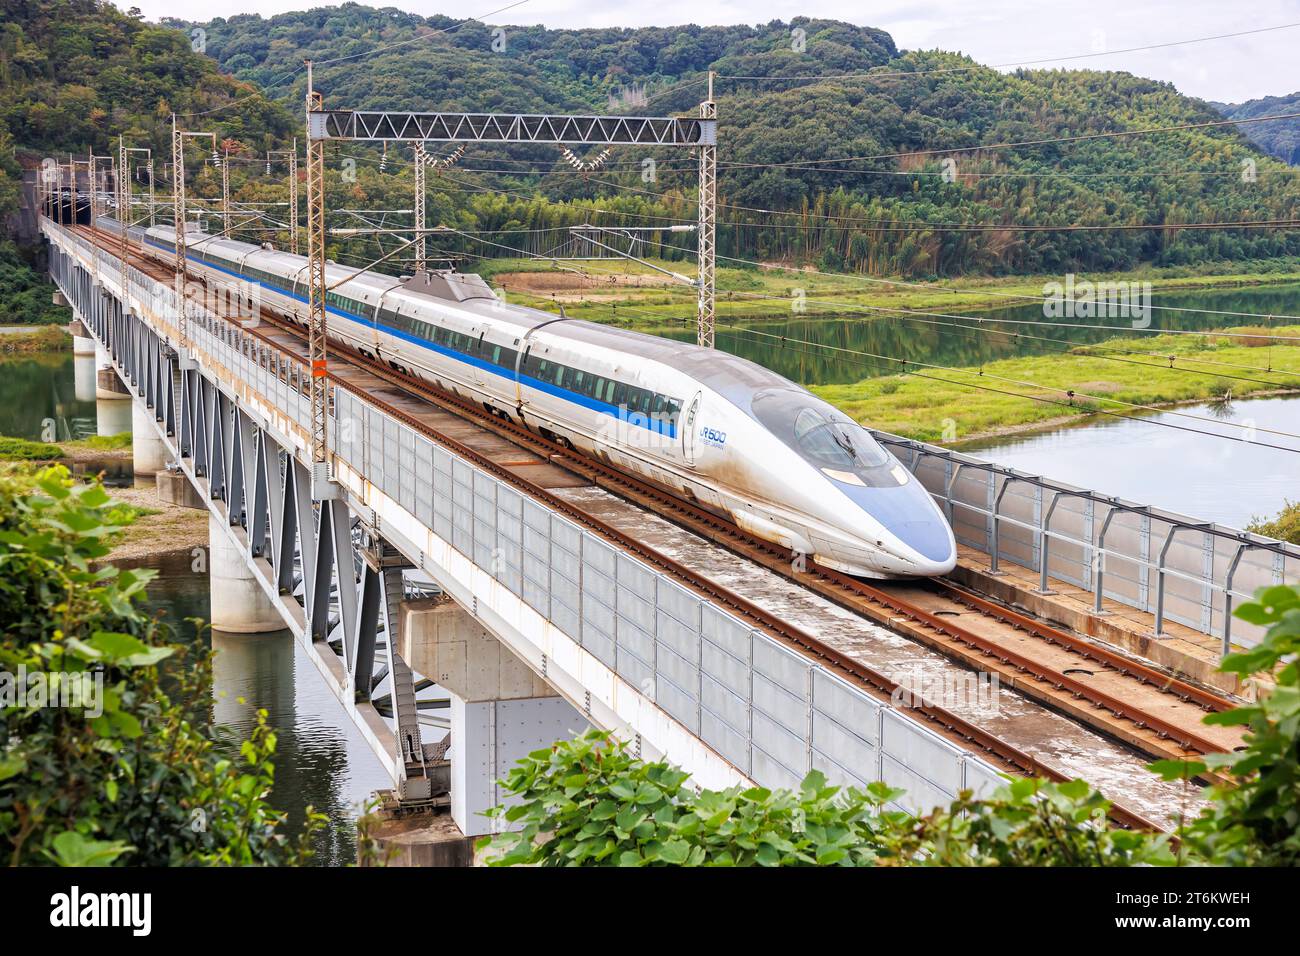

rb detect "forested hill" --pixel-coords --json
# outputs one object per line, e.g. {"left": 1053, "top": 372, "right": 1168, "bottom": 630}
{"left": 1214, "top": 93, "right": 1300, "bottom": 165}
{"left": 5, "top": 2, "right": 1300, "bottom": 280}
{"left": 176, "top": 5, "right": 1300, "bottom": 276}
{"left": 0, "top": 0, "right": 292, "bottom": 160}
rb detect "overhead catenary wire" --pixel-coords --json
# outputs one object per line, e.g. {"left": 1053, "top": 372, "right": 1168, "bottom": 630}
{"left": 430, "top": 227, "right": 1300, "bottom": 450}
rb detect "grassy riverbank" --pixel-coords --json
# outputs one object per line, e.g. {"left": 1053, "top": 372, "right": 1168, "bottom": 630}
{"left": 475, "top": 256, "right": 1300, "bottom": 328}
{"left": 0, "top": 326, "right": 71, "bottom": 352}
{"left": 813, "top": 325, "right": 1300, "bottom": 443}
{"left": 0, "top": 432, "right": 207, "bottom": 561}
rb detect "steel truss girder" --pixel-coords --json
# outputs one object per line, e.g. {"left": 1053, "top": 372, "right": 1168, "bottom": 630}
{"left": 47, "top": 228, "right": 445, "bottom": 787}
{"left": 311, "top": 110, "right": 714, "bottom": 146}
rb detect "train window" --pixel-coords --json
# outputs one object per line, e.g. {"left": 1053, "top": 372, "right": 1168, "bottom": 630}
{"left": 572, "top": 370, "right": 586, "bottom": 393}
{"left": 490, "top": 345, "right": 501, "bottom": 365}
{"left": 612, "top": 382, "right": 626, "bottom": 406}
{"left": 752, "top": 388, "right": 902, "bottom": 487}
{"left": 652, "top": 394, "right": 666, "bottom": 416}
{"left": 604, "top": 380, "right": 616, "bottom": 403}
{"left": 664, "top": 399, "right": 682, "bottom": 426}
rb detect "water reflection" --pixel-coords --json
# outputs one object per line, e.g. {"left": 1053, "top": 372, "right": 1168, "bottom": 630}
{"left": 661, "top": 282, "right": 1300, "bottom": 385}
{"left": 136, "top": 551, "right": 391, "bottom": 866}
{"left": 0, "top": 352, "right": 95, "bottom": 439}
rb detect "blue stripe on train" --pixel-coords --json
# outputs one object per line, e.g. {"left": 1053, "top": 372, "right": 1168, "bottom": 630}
{"left": 148, "top": 237, "right": 677, "bottom": 438}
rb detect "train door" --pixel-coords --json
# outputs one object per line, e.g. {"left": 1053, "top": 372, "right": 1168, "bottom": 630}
{"left": 514, "top": 345, "right": 530, "bottom": 413}
{"left": 473, "top": 331, "right": 487, "bottom": 387}
{"left": 682, "top": 392, "right": 701, "bottom": 467}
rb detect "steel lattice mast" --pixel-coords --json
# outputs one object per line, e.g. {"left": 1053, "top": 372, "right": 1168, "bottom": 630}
{"left": 696, "top": 71, "right": 717, "bottom": 349}
{"left": 289, "top": 138, "right": 299, "bottom": 255}
{"left": 171, "top": 115, "right": 188, "bottom": 349}
{"left": 303, "top": 78, "right": 719, "bottom": 494}
{"left": 119, "top": 135, "right": 128, "bottom": 300}
{"left": 413, "top": 141, "right": 426, "bottom": 274}
{"left": 305, "top": 62, "right": 333, "bottom": 491}
{"left": 267, "top": 142, "right": 301, "bottom": 254}
{"left": 221, "top": 143, "right": 230, "bottom": 240}
{"left": 170, "top": 119, "right": 216, "bottom": 352}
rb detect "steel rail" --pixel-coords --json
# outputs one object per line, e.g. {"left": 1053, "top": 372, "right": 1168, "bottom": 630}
{"left": 287, "top": 320, "right": 1236, "bottom": 760}
{"left": 75, "top": 222, "right": 1192, "bottom": 830}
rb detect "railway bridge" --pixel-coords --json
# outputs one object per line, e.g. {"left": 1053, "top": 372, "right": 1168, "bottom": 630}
{"left": 39, "top": 213, "right": 1299, "bottom": 840}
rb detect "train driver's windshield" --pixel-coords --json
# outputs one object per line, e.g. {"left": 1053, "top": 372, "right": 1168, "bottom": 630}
{"left": 751, "top": 388, "right": 907, "bottom": 488}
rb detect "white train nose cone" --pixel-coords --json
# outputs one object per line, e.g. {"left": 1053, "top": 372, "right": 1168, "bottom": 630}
{"left": 889, "top": 519, "right": 958, "bottom": 575}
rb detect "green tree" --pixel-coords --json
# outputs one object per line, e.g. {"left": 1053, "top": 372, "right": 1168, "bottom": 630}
{"left": 1153, "top": 583, "right": 1300, "bottom": 866}
{"left": 0, "top": 466, "right": 323, "bottom": 866}
{"left": 482, "top": 585, "right": 1300, "bottom": 867}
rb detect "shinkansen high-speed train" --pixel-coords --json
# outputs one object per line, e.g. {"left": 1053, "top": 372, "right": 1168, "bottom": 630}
{"left": 108, "top": 217, "right": 957, "bottom": 577}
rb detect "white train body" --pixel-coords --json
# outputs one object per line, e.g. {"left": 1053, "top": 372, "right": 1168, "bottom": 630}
{"left": 122, "top": 219, "right": 956, "bottom": 578}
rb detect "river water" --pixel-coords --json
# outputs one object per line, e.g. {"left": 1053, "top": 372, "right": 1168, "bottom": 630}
{"left": 0, "top": 351, "right": 390, "bottom": 863}
{"left": 136, "top": 555, "right": 391, "bottom": 865}
{"left": 662, "top": 281, "right": 1300, "bottom": 385}
{"left": 959, "top": 395, "right": 1300, "bottom": 528}
{"left": 6, "top": 278, "right": 1298, "bottom": 858}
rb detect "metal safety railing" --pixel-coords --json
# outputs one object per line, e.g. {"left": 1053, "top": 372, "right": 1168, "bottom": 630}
{"left": 44, "top": 219, "right": 1007, "bottom": 812}
{"left": 874, "top": 433, "right": 1298, "bottom": 652}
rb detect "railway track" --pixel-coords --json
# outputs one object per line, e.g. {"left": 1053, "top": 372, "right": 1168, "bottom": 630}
{"left": 79, "top": 223, "right": 1240, "bottom": 827}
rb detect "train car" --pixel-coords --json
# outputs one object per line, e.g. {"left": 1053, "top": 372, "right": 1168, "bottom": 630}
{"left": 135, "top": 221, "right": 956, "bottom": 578}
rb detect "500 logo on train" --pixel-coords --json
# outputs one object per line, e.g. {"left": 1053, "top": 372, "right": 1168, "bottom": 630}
{"left": 700, "top": 426, "right": 727, "bottom": 448}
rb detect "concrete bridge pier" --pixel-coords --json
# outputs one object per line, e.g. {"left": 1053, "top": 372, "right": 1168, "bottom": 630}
{"left": 69, "top": 318, "right": 95, "bottom": 356}
{"left": 131, "top": 401, "right": 167, "bottom": 478}
{"left": 208, "top": 512, "right": 282, "bottom": 634}
{"left": 70, "top": 317, "right": 97, "bottom": 404}
{"left": 94, "top": 342, "right": 132, "bottom": 437}
{"left": 401, "top": 599, "right": 587, "bottom": 838}
{"left": 95, "top": 394, "right": 132, "bottom": 437}
{"left": 155, "top": 467, "right": 207, "bottom": 509}
{"left": 73, "top": 351, "right": 96, "bottom": 403}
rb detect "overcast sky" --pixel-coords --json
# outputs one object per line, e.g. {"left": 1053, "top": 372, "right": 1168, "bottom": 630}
{"left": 125, "top": 0, "right": 1300, "bottom": 103}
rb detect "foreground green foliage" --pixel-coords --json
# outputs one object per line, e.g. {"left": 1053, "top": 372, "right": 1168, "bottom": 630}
{"left": 0, "top": 466, "right": 322, "bottom": 865}
{"left": 483, "top": 585, "right": 1300, "bottom": 866}
{"left": 478, "top": 731, "right": 1173, "bottom": 867}
{"left": 1153, "top": 585, "right": 1300, "bottom": 866}
{"left": 480, "top": 733, "right": 895, "bottom": 866}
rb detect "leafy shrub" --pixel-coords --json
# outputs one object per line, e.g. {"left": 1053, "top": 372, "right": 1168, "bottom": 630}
{"left": 0, "top": 436, "right": 63, "bottom": 461}
{"left": 0, "top": 466, "right": 322, "bottom": 865}
{"left": 1152, "top": 584, "right": 1300, "bottom": 866}
{"left": 478, "top": 731, "right": 1171, "bottom": 867}
{"left": 483, "top": 585, "right": 1300, "bottom": 867}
